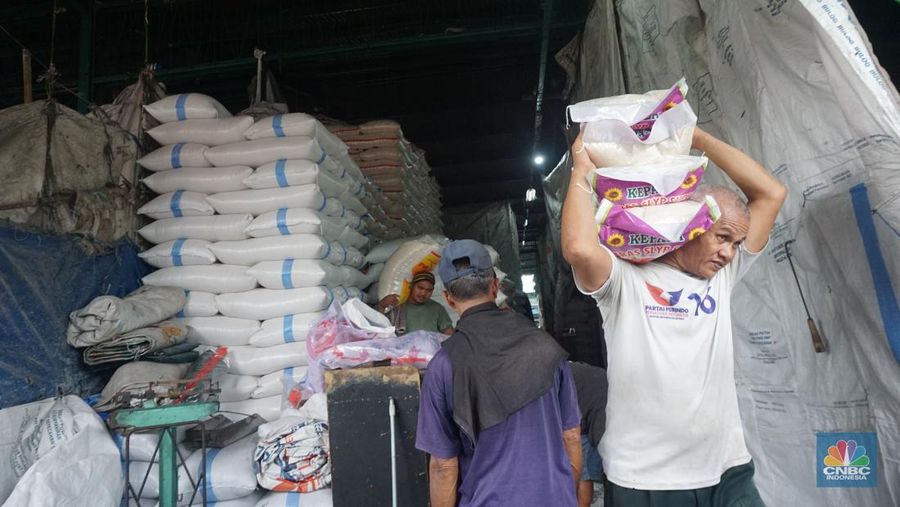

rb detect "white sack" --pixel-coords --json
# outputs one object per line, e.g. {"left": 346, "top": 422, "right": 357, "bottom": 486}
{"left": 138, "top": 239, "right": 216, "bottom": 268}
{"left": 216, "top": 287, "right": 335, "bottom": 321}
{"left": 336, "top": 226, "right": 368, "bottom": 250}
{"left": 243, "top": 113, "right": 318, "bottom": 140}
{"left": 248, "top": 314, "right": 321, "bottom": 348}
{"left": 67, "top": 285, "right": 186, "bottom": 347}
{"left": 143, "top": 166, "right": 253, "bottom": 194}
{"left": 219, "top": 396, "right": 283, "bottom": 422}
{"left": 1, "top": 396, "right": 123, "bottom": 507}
{"left": 205, "top": 186, "right": 344, "bottom": 217}
{"left": 97, "top": 363, "right": 189, "bottom": 410}
{"left": 142, "top": 265, "right": 257, "bottom": 293}
{"left": 138, "top": 143, "right": 211, "bottom": 171}
{"left": 225, "top": 343, "right": 309, "bottom": 376}
{"left": 245, "top": 208, "right": 348, "bottom": 240}
{"left": 365, "top": 238, "right": 407, "bottom": 264}
{"left": 144, "top": 93, "right": 231, "bottom": 123}
{"left": 181, "top": 435, "right": 259, "bottom": 504}
{"left": 181, "top": 291, "right": 218, "bottom": 317}
{"left": 137, "top": 190, "right": 214, "bottom": 220}
{"left": 112, "top": 427, "right": 190, "bottom": 463}
{"left": 204, "top": 137, "right": 327, "bottom": 168}
{"left": 254, "top": 366, "right": 309, "bottom": 399}
{"left": 243, "top": 160, "right": 347, "bottom": 198}
{"left": 342, "top": 298, "right": 395, "bottom": 338}
{"left": 248, "top": 260, "right": 346, "bottom": 289}
{"left": 147, "top": 117, "right": 254, "bottom": 146}
{"left": 138, "top": 214, "right": 253, "bottom": 244}
{"left": 177, "top": 316, "right": 261, "bottom": 347}
{"left": 254, "top": 489, "right": 333, "bottom": 507}
{"left": 217, "top": 374, "right": 260, "bottom": 402}
{"left": 210, "top": 235, "right": 346, "bottom": 266}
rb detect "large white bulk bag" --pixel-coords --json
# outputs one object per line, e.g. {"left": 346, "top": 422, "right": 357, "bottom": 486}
{"left": 138, "top": 214, "right": 252, "bottom": 244}
{"left": 216, "top": 374, "right": 260, "bottom": 402}
{"left": 147, "top": 117, "right": 254, "bottom": 146}
{"left": 245, "top": 208, "right": 348, "bottom": 240}
{"left": 248, "top": 259, "right": 346, "bottom": 289}
{"left": 204, "top": 137, "right": 326, "bottom": 168}
{"left": 210, "top": 235, "right": 346, "bottom": 266}
{"left": 138, "top": 143, "right": 211, "bottom": 171}
{"left": 177, "top": 316, "right": 260, "bottom": 346}
{"left": 218, "top": 396, "right": 282, "bottom": 422}
{"left": 142, "top": 265, "right": 257, "bottom": 293}
{"left": 144, "top": 93, "right": 232, "bottom": 123}
{"left": 254, "top": 490, "right": 333, "bottom": 507}
{"left": 181, "top": 436, "right": 259, "bottom": 505}
{"left": 377, "top": 237, "right": 443, "bottom": 302}
{"left": 181, "top": 291, "right": 218, "bottom": 317}
{"left": 225, "top": 343, "right": 309, "bottom": 376}
{"left": 243, "top": 113, "right": 318, "bottom": 140}
{"left": 243, "top": 160, "right": 347, "bottom": 197}
{"left": 143, "top": 166, "right": 253, "bottom": 194}
{"left": 216, "top": 287, "right": 335, "bottom": 321}
{"left": 248, "top": 314, "right": 320, "bottom": 348}
{"left": 138, "top": 239, "right": 216, "bottom": 268}
{"left": 253, "top": 366, "right": 308, "bottom": 398}
{"left": 206, "top": 186, "right": 343, "bottom": 217}
{"left": 137, "top": 190, "right": 214, "bottom": 220}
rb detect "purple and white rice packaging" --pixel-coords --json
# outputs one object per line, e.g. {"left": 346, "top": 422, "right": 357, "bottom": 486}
{"left": 594, "top": 195, "right": 721, "bottom": 264}
{"left": 591, "top": 155, "right": 708, "bottom": 208}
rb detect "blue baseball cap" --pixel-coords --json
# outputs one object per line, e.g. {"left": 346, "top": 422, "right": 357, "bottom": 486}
{"left": 438, "top": 239, "right": 494, "bottom": 285}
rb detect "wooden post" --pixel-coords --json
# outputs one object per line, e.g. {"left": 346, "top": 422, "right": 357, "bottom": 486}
{"left": 22, "top": 49, "right": 32, "bottom": 104}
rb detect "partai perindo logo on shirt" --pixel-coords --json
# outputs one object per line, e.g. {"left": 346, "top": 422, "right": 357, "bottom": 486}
{"left": 644, "top": 282, "right": 717, "bottom": 320}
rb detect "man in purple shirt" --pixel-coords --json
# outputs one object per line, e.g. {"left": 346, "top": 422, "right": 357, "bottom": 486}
{"left": 416, "top": 239, "right": 582, "bottom": 507}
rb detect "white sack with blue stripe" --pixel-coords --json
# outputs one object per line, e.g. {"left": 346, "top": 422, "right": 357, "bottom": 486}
{"left": 216, "top": 373, "right": 261, "bottom": 403}
{"left": 224, "top": 343, "right": 309, "bottom": 376}
{"left": 254, "top": 366, "right": 309, "bottom": 399}
{"left": 137, "top": 143, "right": 211, "bottom": 171}
{"left": 143, "top": 93, "right": 231, "bottom": 123}
{"left": 137, "top": 190, "right": 214, "bottom": 220}
{"left": 142, "top": 265, "right": 257, "bottom": 293}
{"left": 248, "top": 259, "right": 346, "bottom": 290}
{"left": 215, "top": 287, "right": 337, "bottom": 321}
{"left": 147, "top": 116, "right": 254, "bottom": 146}
{"left": 206, "top": 186, "right": 344, "bottom": 217}
{"left": 243, "top": 113, "right": 348, "bottom": 156}
{"left": 138, "top": 239, "right": 216, "bottom": 268}
{"left": 245, "top": 208, "right": 349, "bottom": 240}
{"left": 180, "top": 291, "right": 218, "bottom": 317}
{"left": 143, "top": 166, "right": 253, "bottom": 194}
{"left": 248, "top": 314, "right": 321, "bottom": 349}
{"left": 210, "top": 235, "right": 353, "bottom": 266}
{"left": 176, "top": 316, "right": 261, "bottom": 347}
{"left": 243, "top": 159, "right": 347, "bottom": 196}
{"left": 138, "top": 214, "right": 252, "bottom": 243}
{"left": 204, "top": 137, "right": 333, "bottom": 169}
{"left": 219, "top": 396, "right": 283, "bottom": 423}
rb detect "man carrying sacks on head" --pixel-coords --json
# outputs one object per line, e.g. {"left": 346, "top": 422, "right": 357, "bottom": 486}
{"left": 561, "top": 126, "right": 786, "bottom": 506}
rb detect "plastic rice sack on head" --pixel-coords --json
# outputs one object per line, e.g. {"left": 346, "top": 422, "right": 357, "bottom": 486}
{"left": 595, "top": 195, "right": 721, "bottom": 264}
{"left": 568, "top": 78, "right": 697, "bottom": 167}
{"left": 592, "top": 155, "right": 707, "bottom": 208}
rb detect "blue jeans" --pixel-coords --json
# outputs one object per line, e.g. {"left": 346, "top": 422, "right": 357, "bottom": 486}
{"left": 580, "top": 435, "right": 603, "bottom": 482}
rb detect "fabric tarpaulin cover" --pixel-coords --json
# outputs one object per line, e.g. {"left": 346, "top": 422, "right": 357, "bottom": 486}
{"left": 0, "top": 226, "right": 150, "bottom": 408}
{"left": 442, "top": 201, "right": 523, "bottom": 290}
{"left": 553, "top": 0, "right": 900, "bottom": 504}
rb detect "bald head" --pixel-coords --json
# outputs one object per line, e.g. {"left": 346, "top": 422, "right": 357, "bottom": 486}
{"left": 692, "top": 184, "right": 750, "bottom": 221}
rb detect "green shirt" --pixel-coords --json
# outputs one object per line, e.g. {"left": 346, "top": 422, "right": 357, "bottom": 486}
{"left": 394, "top": 299, "right": 453, "bottom": 335}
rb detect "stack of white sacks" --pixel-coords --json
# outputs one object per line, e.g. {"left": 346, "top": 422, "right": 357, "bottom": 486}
{"left": 327, "top": 119, "right": 442, "bottom": 240}
{"left": 136, "top": 93, "right": 377, "bottom": 421}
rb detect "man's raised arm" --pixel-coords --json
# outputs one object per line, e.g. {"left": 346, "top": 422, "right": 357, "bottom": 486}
{"left": 561, "top": 128, "right": 613, "bottom": 292}
{"left": 693, "top": 128, "right": 787, "bottom": 253}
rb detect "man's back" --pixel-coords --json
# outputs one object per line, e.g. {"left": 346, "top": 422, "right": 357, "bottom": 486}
{"left": 416, "top": 349, "right": 580, "bottom": 507}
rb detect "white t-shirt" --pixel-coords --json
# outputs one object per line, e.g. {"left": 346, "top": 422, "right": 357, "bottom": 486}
{"left": 576, "top": 245, "right": 762, "bottom": 490}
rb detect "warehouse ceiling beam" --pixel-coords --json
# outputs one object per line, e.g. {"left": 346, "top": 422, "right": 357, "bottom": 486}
{"left": 91, "top": 19, "right": 583, "bottom": 85}
{"left": 531, "top": 0, "right": 555, "bottom": 156}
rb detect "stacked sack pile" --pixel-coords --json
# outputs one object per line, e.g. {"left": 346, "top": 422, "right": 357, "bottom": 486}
{"left": 135, "top": 93, "right": 375, "bottom": 421}
{"left": 326, "top": 119, "right": 442, "bottom": 240}
{"left": 568, "top": 79, "right": 720, "bottom": 263}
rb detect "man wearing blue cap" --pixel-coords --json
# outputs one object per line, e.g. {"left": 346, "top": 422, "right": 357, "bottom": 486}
{"left": 415, "top": 239, "right": 582, "bottom": 507}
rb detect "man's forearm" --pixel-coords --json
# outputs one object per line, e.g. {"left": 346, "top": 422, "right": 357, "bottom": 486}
{"left": 563, "top": 427, "right": 583, "bottom": 490}
{"left": 429, "top": 456, "right": 459, "bottom": 507}
{"left": 693, "top": 129, "right": 786, "bottom": 202}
